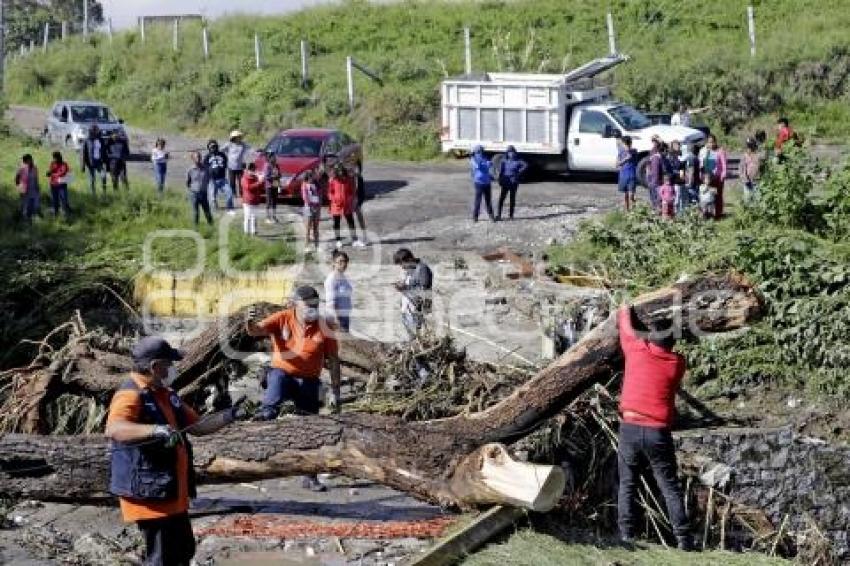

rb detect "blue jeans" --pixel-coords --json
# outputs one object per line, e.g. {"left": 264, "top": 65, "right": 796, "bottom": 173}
{"left": 208, "top": 178, "right": 234, "bottom": 210}
{"left": 472, "top": 182, "right": 494, "bottom": 221}
{"left": 20, "top": 194, "right": 40, "bottom": 222}
{"left": 189, "top": 191, "right": 213, "bottom": 226}
{"left": 50, "top": 184, "right": 71, "bottom": 216}
{"left": 154, "top": 162, "right": 167, "bottom": 193}
{"left": 261, "top": 369, "right": 321, "bottom": 417}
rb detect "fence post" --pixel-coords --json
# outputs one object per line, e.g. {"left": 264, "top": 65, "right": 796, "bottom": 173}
{"left": 464, "top": 27, "right": 471, "bottom": 74}
{"left": 173, "top": 19, "right": 179, "bottom": 51}
{"left": 140, "top": 17, "right": 146, "bottom": 44}
{"left": 107, "top": 18, "right": 113, "bottom": 43}
{"left": 82, "top": 0, "right": 88, "bottom": 39}
{"left": 20, "top": 44, "right": 25, "bottom": 56}
{"left": 300, "top": 39, "right": 309, "bottom": 87}
{"left": 43, "top": 22, "right": 49, "bottom": 51}
{"left": 747, "top": 6, "right": 756, "bottom": 57}
{"left": 62, "top": 21, "right": 68, "bottom": 41}
{"left": 346, "top": 55, "right": 354, "bottom": 111}
{"left": 606, "top": 12, "right": 617, "bottom": 55}
{"left": 29, "top": 39, "right": 35, "bottom": 53}
{"left": 254, "top": 33, "right": 261, "bottom": 69}
{"left": 202, "top": 27, "right": 209, "bottom": 60}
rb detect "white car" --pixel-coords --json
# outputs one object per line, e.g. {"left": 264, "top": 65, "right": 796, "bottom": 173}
{"left": 45, "top": 100, "right": 127, "bottom": 150}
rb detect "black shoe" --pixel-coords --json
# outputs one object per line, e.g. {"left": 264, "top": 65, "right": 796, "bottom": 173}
{"left": 676, "top": 535, "right": 694, "bottom": 552}
{"left": 618, "top": 534, "right": 636, "bottom": 550}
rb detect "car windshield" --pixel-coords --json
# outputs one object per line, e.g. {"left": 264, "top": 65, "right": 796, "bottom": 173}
{"left": 608, "top": 105, "right": 652, "bottom": 130}
{"left": 268, "top": 135, "right": 323, "bottom": 157}
{"left": 70, "top": 105, "right": 117, "bottom": 124}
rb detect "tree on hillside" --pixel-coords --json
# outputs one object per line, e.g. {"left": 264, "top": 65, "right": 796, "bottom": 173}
{"left": 4, "top": 0, "right": 104, "bottom": 52}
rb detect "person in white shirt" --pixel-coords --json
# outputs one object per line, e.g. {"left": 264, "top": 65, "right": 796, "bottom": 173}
{"left": 671, "top": 104, "right": 709, "bottom": 128}
{"left": 151, "top": 138, "right": 169, "bottom": 194}
{"left": 324, "top": 250, "right": 353, "bottom": 333}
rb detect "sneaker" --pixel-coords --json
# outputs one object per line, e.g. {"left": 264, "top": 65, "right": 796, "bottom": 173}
{"left": 335, "top": 240, "right": 343, "bottom": 249}
{"left": 352, "top": 240, "right": 366, "bottom": 248}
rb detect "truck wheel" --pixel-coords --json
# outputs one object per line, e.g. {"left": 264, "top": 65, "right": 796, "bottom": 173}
{"left": 636, "top": 155, "right": 650, "bottom": 188}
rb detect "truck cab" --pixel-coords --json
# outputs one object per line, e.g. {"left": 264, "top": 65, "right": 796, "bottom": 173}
{"left": 440, "top": 55, "right": 705, "bottom": 184}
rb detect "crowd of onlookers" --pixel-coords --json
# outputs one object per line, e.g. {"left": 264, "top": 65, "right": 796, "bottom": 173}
{"left": 616, "top": 117, "right": 799, "bottom": 218}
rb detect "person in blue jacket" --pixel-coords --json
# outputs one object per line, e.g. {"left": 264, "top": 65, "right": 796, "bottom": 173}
{"left": 470, "top": 145, "right": 495, "bottom": 222}
{"left": 496, "top": 146, "right": 528, "bottom": 221}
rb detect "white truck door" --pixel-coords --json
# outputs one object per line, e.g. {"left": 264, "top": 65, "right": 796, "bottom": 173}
{"left": 567, "top": 109, "right": 619, "bottom": 172}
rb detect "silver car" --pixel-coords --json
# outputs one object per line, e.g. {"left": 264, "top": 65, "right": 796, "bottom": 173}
{"left": 45, "top": 100, "right": 127, "bottom": 150}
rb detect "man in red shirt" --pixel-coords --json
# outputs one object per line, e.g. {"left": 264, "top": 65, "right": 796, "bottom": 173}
{"left": 617, "top": 306, "right": 692, "bottom": 550}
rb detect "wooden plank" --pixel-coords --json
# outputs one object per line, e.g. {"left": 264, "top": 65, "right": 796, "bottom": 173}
{"left": 407, "top": 506, "right": 525, "bottom": 566}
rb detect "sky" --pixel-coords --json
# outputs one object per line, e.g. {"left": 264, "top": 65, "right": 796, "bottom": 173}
{"left": 101, "top": 0, "right": 334, "bottom": 29}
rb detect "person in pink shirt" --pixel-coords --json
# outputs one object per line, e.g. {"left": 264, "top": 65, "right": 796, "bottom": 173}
{"left": 659, "top": 173, "right": 676, "bottom": 219}
{"left": 301, "top": 170, "right": 322, "bottom": 250}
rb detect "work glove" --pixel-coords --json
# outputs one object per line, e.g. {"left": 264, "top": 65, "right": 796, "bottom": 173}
{"left": 151, "top": 424, "right": 183, "bottom": 448}
{"left": 229, "top": 396, "right": 249, "bottom": 421}
{"left": 327, "top": 388, "right": 342, "bottom": 414}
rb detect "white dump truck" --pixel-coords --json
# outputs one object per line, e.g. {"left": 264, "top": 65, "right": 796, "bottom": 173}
{"left": 440, "top": 55, "right": 705, "bottom": 184}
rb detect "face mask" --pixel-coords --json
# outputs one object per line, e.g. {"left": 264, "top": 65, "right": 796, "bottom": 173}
{"left": 303, "top": 307, "right": 320, "bottom": 323}
{"left": 164, "top": 365, "right": 178, "bottom": 387}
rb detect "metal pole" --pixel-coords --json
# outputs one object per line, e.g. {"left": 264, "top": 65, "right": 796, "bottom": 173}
{"left": 173, "top": 19, "right": 179, "bottom": 51}
{"left": 300, "top": 39, "right": 309, "bottom": 87}
{"left": 254, "top": 33, "right": 261, "bottom": 69}
{"left": 463, "top": 27, "right": 471, "bottom": 74}
{"left": 62, "top": 21, "right": 68, "bottom": 41}
{"left": 747, "top": 6, "right": 756, "bottom": 57}
{"left": 202, "top": 27, "right": 209, "bottom": 59}
{"left": 346, "top": 55, "right": 354, "bottom": 111}
{"left": 107, "top": 18, "right": 113, "bottom": 43}
{"left": 29, "top": 39, "right": 35, "bottom": 52}
{"left": 0, "top": 0, "right": 5, "bottom": 89}
{"left": 43, "top": 22, "right": 49, "bottom": 51}
{"left": 82, "top": 0, "right": 88, "bottom": 39}
{"left": 139, "top": 17, "right": 146, "bottom": 43}
{"left": 606, "top": 13, "right": 617, "bottom": 55}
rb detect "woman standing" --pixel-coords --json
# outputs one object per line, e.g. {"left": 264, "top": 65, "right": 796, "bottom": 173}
{"left": 15, "top": 154, "right": 41, "bottom": 223}
{"left": 698, "top": 135, "right": 728, "bottom": 219}
{"left": 47, "top": 151, "right": 72, "bottom": 218}
{"left": 151, "top": 138, "right": 169, "bottom": 194}
{"left": 496, "top": 146, "right": 528, "bottom": 221}
{"left": 470, "top": 146, "right": 495, "bottom": 222}
{"left": 328, "top": 165, "right": 360, "bottom": 248}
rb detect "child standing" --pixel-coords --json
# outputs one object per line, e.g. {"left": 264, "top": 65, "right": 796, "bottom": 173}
{"left": 151, "top": 138, "right": 169, "bottom": 194}
{"left": 46, "top": 151, "right": 72, "bottom": 218}
{"left": 698, "top": 173, "right": 717, "bottom": 220}
{"left": 659, "top": 173, "right": 676, "bottom": 219}
{"left": 240, "top": 162, "right": 264, "bottom": 236}
{"left": 324, "top": 250, "right": 353, "bottom": 333}
{"left": 15, "top": 154, "right": 41, "bottom": 223}
{"left": 301, "top": 170, "right": 322, "bottom": 249}
{"left": 666, "top": 141, "right": 686, "bottom": 214}
{"left": 742, "top": 138, "right": 763, "bottom": 202}
{"left": 684, "top": 145, "right": 701, "bottom": 207}
{"left": 260, "top": 150, "right": 280, "bottom": 224}
{"left": 617, "top": 136, "right": 638, "bottom": 212}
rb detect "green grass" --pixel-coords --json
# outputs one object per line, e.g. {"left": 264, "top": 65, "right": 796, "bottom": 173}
{"left": 0, "top": 130, "right": 294, "bottom": 362}
{"left": 7, "top": 0, "right": 850, "bottom": 160}
{"left": 463, "top": 530, "right": 791, "bottom": 566}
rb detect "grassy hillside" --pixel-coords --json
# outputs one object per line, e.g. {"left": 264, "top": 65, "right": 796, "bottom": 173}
{"left": 7, "top": 0, "right": 850, "bottom": 160}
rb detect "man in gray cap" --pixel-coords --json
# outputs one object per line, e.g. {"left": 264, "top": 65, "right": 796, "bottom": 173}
{"left": 246, "top": 285, "right": 342, "bottom": 491}
{"left": 106, "top": 336, "right": 245, "bottom": 566}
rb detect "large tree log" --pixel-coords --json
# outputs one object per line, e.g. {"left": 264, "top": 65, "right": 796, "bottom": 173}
{"left": 0, "top": 273, "right": 761, "bottom": 510}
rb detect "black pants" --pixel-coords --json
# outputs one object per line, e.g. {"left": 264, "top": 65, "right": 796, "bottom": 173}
{"left": 617, "top": 422, "right": 689, "bottom": 539}
{"left": 472, "top": 183, "right": 494, "bottom": 221}
{"left": 109, "top": 159, "right": 129, "bottom": 190}
{"left": 266, "top": 185, "right": 278, "bottom": 217}
{"left": 137, "top": 512, "right": 195, "bottom": 566}
{"left": 333, "top": 214, "right": 357, "bottom": 242}
{"left": 497, "top": 182, "right": 518, "bottom": 219}
{"left": 190, "top": 191, "right": 213, "bottom": 226}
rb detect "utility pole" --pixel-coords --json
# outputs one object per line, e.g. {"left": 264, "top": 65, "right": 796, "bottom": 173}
{"left": 747, "top": 6, "right": 756, "bottom": 57}
{"left": 82, "top": 0, "right": 88, "bottom": 39}
{"left": 0, "top": 0, "right": 5, "bottom": 90}
{"left": 254, "top": 33, "right": 261, "bottom": 69}
{"left": 300, "top": 39, "right": 309, "bottom": 88}
{"left": 173, "top": 19, "right": 179, "bottom": 51}
{"left": 606, "top": 12, "right": 617, "bottom": 55}
{"left": 43, "top": 22, "right": 49, "bottom": 51}
{"left": 202, "top": 27, "right": 209, "bottom": 60}
{"left": 463, "top": 27, "right": 471, "bottom": 74}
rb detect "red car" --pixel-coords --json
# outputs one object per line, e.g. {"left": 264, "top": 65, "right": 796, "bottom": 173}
{"left": 255, "top": 128, "right": 363, "bottom": 201}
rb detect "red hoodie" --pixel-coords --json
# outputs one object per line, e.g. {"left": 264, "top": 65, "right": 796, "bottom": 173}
{"left": 618, "top": 307, "right": 685, "bottom": 428}
{"left": 48, "top": 162, "right": 70, "bottom": 187}
{"left": 327, "top": 176, "right": 354, "bottom": 216}
{"left": 241, "top": 171, "right": 265, "bottom": 205}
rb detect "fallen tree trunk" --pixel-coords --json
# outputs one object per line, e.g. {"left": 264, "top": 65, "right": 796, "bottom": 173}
{"left": 0, "top": 273, "right": 761, "bottom": 510}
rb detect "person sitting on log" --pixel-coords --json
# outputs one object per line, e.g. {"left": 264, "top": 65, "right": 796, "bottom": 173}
{"left": 106, "top": 337, "right": 246, "bottom": 566}
{"left": 245, "top": 285, "right": 342, "bottom": 491}
{"left": 616, "top": 306, "right": 694, "bottom": 551}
